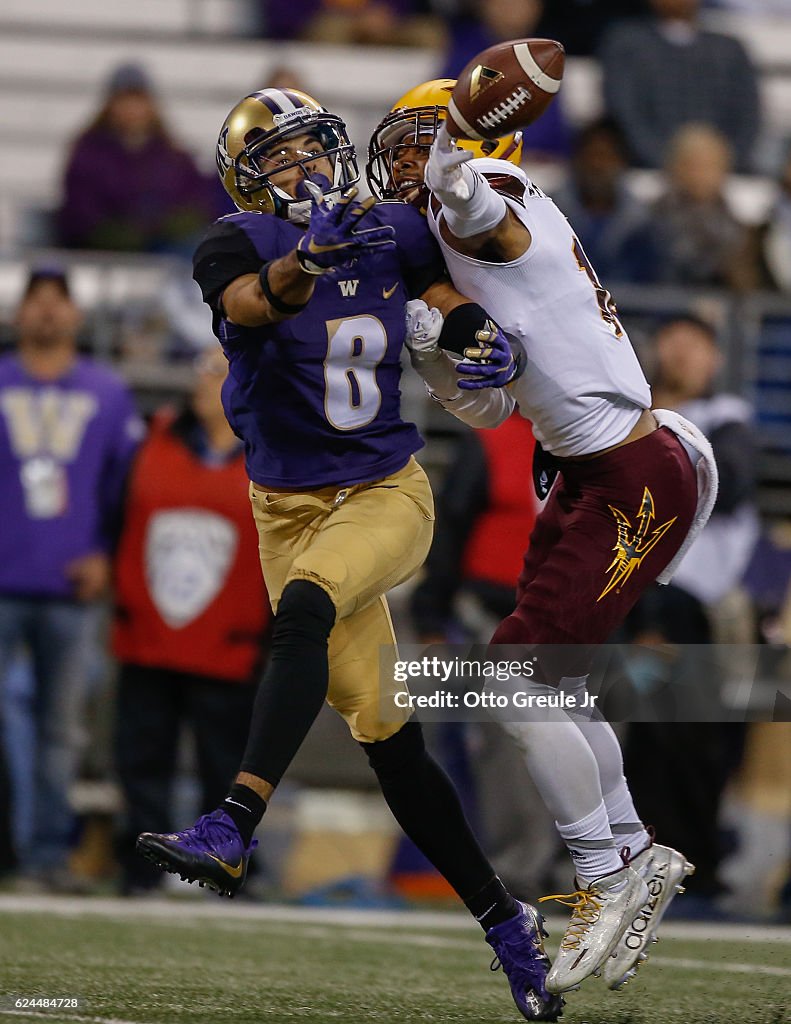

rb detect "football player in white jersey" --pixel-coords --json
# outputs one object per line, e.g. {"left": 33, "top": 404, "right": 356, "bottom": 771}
{"left": 368, "top": 82, "right": 715, "bottom": 994}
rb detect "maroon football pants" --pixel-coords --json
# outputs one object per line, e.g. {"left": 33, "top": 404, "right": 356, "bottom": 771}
{"left": 490, "top": 427, "right": 698, "bottom": 680}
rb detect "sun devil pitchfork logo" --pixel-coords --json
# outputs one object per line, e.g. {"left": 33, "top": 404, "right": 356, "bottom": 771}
{"left": 597, "top": 487, "right": 677, "bottom": 601}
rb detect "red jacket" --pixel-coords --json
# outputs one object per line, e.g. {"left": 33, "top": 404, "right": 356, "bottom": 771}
{"left": 462, "top": 413, "right": 538, "bottom": 588}
{"left": 113, "top": 411, "right": 269, "bottom": 682}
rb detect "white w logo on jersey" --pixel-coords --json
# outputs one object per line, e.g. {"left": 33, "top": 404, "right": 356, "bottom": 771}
{"left": 338, "top": 279, "right": 359, "bottom": 298}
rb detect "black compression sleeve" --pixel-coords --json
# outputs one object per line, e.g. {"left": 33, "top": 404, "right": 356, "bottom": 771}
{"left": 239, "top": 580, "right": 336, "bottom": 787}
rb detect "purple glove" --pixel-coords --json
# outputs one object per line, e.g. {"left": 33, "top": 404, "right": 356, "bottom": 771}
{"left": 296, "top": 180, "right": 395, "bottom": 275}
{"left": 456, "top": 321, "right": 525, "bottom": 390}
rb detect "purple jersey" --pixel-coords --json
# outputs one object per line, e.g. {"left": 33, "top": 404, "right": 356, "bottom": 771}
{"left": 192, "top": 202, "right": 443, "bottom": 489}
{"left": 0, "top": 355, "right": 143, "bottom": 599}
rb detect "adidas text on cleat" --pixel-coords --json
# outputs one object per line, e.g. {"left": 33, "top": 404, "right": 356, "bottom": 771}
{"left": 602, "top": 844, "right": 695, "bottom": 990}
{"left": 540, "top": 866, "right": 649, "bottom": 993}
{"left": 486, "top": 902, "right": 565, "bottom": 1021}
{"left": 136, "top": 809, "right": 257, "bottom": 898}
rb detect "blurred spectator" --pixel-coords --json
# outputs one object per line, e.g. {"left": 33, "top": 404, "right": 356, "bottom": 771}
{"left": 726, "top": 525, "right": 791, "bottom": 916}
{"left": 0, "top": 266, "right": 142, "bottom": 891}
{"left": 58, "top": 63, "right": 219, "bottom": 254}
{"left": 599, "top": 0, "right": 761, "bottom": 172}
{"left": 552, "top": 118, "right": 658, "bottom": 283}
{"left": 261, "top": 0, "right": 442, "bottom": 47}
{"left": 651, "top": 317, "right": 760, "bottom": 604}
{"left": 411, "top": 415, "right": 538, "bottom": 642}
{"left": 743, "top": 522, "right": 791, "bottom": 645}
{"left": 112, "top": 346, "right": 270, "bottom": 896}
{"left": 439, "top": 0, "right": 571, "bottom": 161}
{"left": 0, "top": 746, "right": 13, "bottom": 880}
{"left": 705, "top": 0, "right": 791, "bottom": 10}
{"left": 622, "top": 315, "right": 758, "bottom": 904}
{"left": 648, "top": 124, "right": 748, "bottom": 289}
{"left": 536, "top": 0, "right": 647, "bottom": 56}
{"left": 262, "top": 64, "right": 311, "bottom": 94}
{"left": 409, "top": 416, "right": 561, "bottom": 896}
{"left": 741, "top": 146, "right": 791, "bottom": 293}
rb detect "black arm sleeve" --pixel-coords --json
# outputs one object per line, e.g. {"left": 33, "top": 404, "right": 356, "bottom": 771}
{"left": 710, "top": 421, "right": 757, "bottom": 514}
{"left": 192, "top": 220, "right": 263, "bottom": 311}
{"left": 410, "top": 432, "right": 489, "bottom": 636}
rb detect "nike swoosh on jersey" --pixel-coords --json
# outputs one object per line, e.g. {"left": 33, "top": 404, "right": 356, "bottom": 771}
{"left": 382, "top": 283, "right": 398, "bottom": 299}
{"left": 206, "top": 854, "right": 244, "bottom": 878}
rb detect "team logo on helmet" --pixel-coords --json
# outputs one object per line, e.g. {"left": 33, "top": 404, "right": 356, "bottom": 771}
{"left": 216, "top": 126, "right": 232, "bottom": 177}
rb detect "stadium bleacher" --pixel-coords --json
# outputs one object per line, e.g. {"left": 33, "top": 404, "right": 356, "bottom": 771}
{"left": 1, "top": 0, "right": 790, "bottom": 516}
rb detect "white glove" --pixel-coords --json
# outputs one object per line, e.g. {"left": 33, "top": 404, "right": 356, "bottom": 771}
{"left": 405, "top": 299, "right": 444, "bottom": 356}
{"left": 425, "top": 123, "right": 474, "bottom": 202}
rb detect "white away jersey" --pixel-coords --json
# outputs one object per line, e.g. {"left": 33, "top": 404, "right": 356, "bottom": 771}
{"left": 427, "top": 159, "right": 652, "bottom": 457}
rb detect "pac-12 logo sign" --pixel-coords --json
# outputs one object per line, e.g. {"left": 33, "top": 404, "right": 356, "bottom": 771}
{"left": 146, "top": 509, "right": 238, "bottom": 628}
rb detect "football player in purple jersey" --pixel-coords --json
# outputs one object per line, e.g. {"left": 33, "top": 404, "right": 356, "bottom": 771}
{"left": 137, "top": 88, "right": 560, "bottom": 1023}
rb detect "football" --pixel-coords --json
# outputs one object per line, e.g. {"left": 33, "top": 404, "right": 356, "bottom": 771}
{"left": 446, "top": 38, "right": 565, "bottom": 142}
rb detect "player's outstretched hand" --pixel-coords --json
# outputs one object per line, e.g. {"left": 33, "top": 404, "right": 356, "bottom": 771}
{"left": 425, "top": 123, "right": 474, "bottom": 201}
{"left": 296, "top": 180, "right": 395, "bottom": 275}
{"left": 456, "top": 321, "right": 524, "bottom": 389}
{"left": 404, "top": 299, "right": 444, "bottom": 356}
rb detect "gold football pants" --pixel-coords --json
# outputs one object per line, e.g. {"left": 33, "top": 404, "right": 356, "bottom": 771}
{"left": 249, "top": 456, "right": 434, "bottom": 742}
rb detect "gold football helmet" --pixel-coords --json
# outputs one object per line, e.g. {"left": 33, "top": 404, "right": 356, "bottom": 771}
{"left": 216, "top": 88, "right": 359, "bottom": 222}
{"left": 366, "top": 79, "right": 523, "bottom": 203}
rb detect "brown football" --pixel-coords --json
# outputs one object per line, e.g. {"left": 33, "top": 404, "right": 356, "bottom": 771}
{"left": 446, "top": 38, "right": 565, "bottom": 142}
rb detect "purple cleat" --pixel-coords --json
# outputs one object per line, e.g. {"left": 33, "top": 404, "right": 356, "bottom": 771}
{"left": 136, "top": 809, "right": 257, "bottom": 898}
{"left": 486, "top": 902, "right": 565, "bottom": 1021}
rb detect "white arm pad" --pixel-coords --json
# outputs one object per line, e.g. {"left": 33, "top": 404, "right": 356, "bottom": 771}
{"left": 408, "top": 348, "right": 515, "bottom": 428}
{"left": 438, "top": 167, "right": 507, "bottom": 239}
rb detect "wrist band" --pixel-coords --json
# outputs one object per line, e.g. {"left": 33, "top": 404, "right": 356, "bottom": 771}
{"left": 258, "top": 262, "right": 309, "bottom": 315}
{"left": 295, "top": 243, "right": 326, "bottom": 277}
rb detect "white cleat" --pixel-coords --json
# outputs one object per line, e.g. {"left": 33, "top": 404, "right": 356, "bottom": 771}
{"left": 602, "top": 843, "right": 696, "bottom": 990}
{"left": 540, "top": 866, "right": 649, "bottom": 994}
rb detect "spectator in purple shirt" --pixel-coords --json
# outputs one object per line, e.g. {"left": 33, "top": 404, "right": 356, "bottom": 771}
{"left": 58, "top": 63, "right": 219, "bottom": 255}
{"left": 0, "top": 266, "right": 143, "bottom": 890}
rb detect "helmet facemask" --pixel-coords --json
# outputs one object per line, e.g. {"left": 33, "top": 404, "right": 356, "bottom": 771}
{"left": 367, "top": 106, "right": 444, "bottom": 207}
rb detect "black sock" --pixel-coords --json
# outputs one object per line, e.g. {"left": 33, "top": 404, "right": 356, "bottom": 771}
{"left": 223, "top": 784, "right": 267, "bottom": 847}
{"left": 464, "top": 875, "right": 521, "bottom": 932}
{"left": 361, "top": 720, "right": 512, "bottom": 923}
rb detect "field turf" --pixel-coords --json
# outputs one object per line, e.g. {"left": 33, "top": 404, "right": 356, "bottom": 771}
{"left": 1, "top": 897, "right": 789, "bottom": 1024}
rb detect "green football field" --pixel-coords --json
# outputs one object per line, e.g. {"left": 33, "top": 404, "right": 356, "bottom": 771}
{"left": 0, "top": 896, "right": 789, "bottom": 1024}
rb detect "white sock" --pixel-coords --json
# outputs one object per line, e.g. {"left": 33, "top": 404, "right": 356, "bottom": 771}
{"left": 556, "top": 800, "right": 623, "bottom": 885}
{"left": 603, "top": 778, "right": 651, "bottom": 860}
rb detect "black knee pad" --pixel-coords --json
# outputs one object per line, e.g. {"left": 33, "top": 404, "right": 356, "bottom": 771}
{"left": 359, "top": 719, "right": 425, "bottom": 779}
{"left": 274, "top": 579, "right": 336, "bottom": 644}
